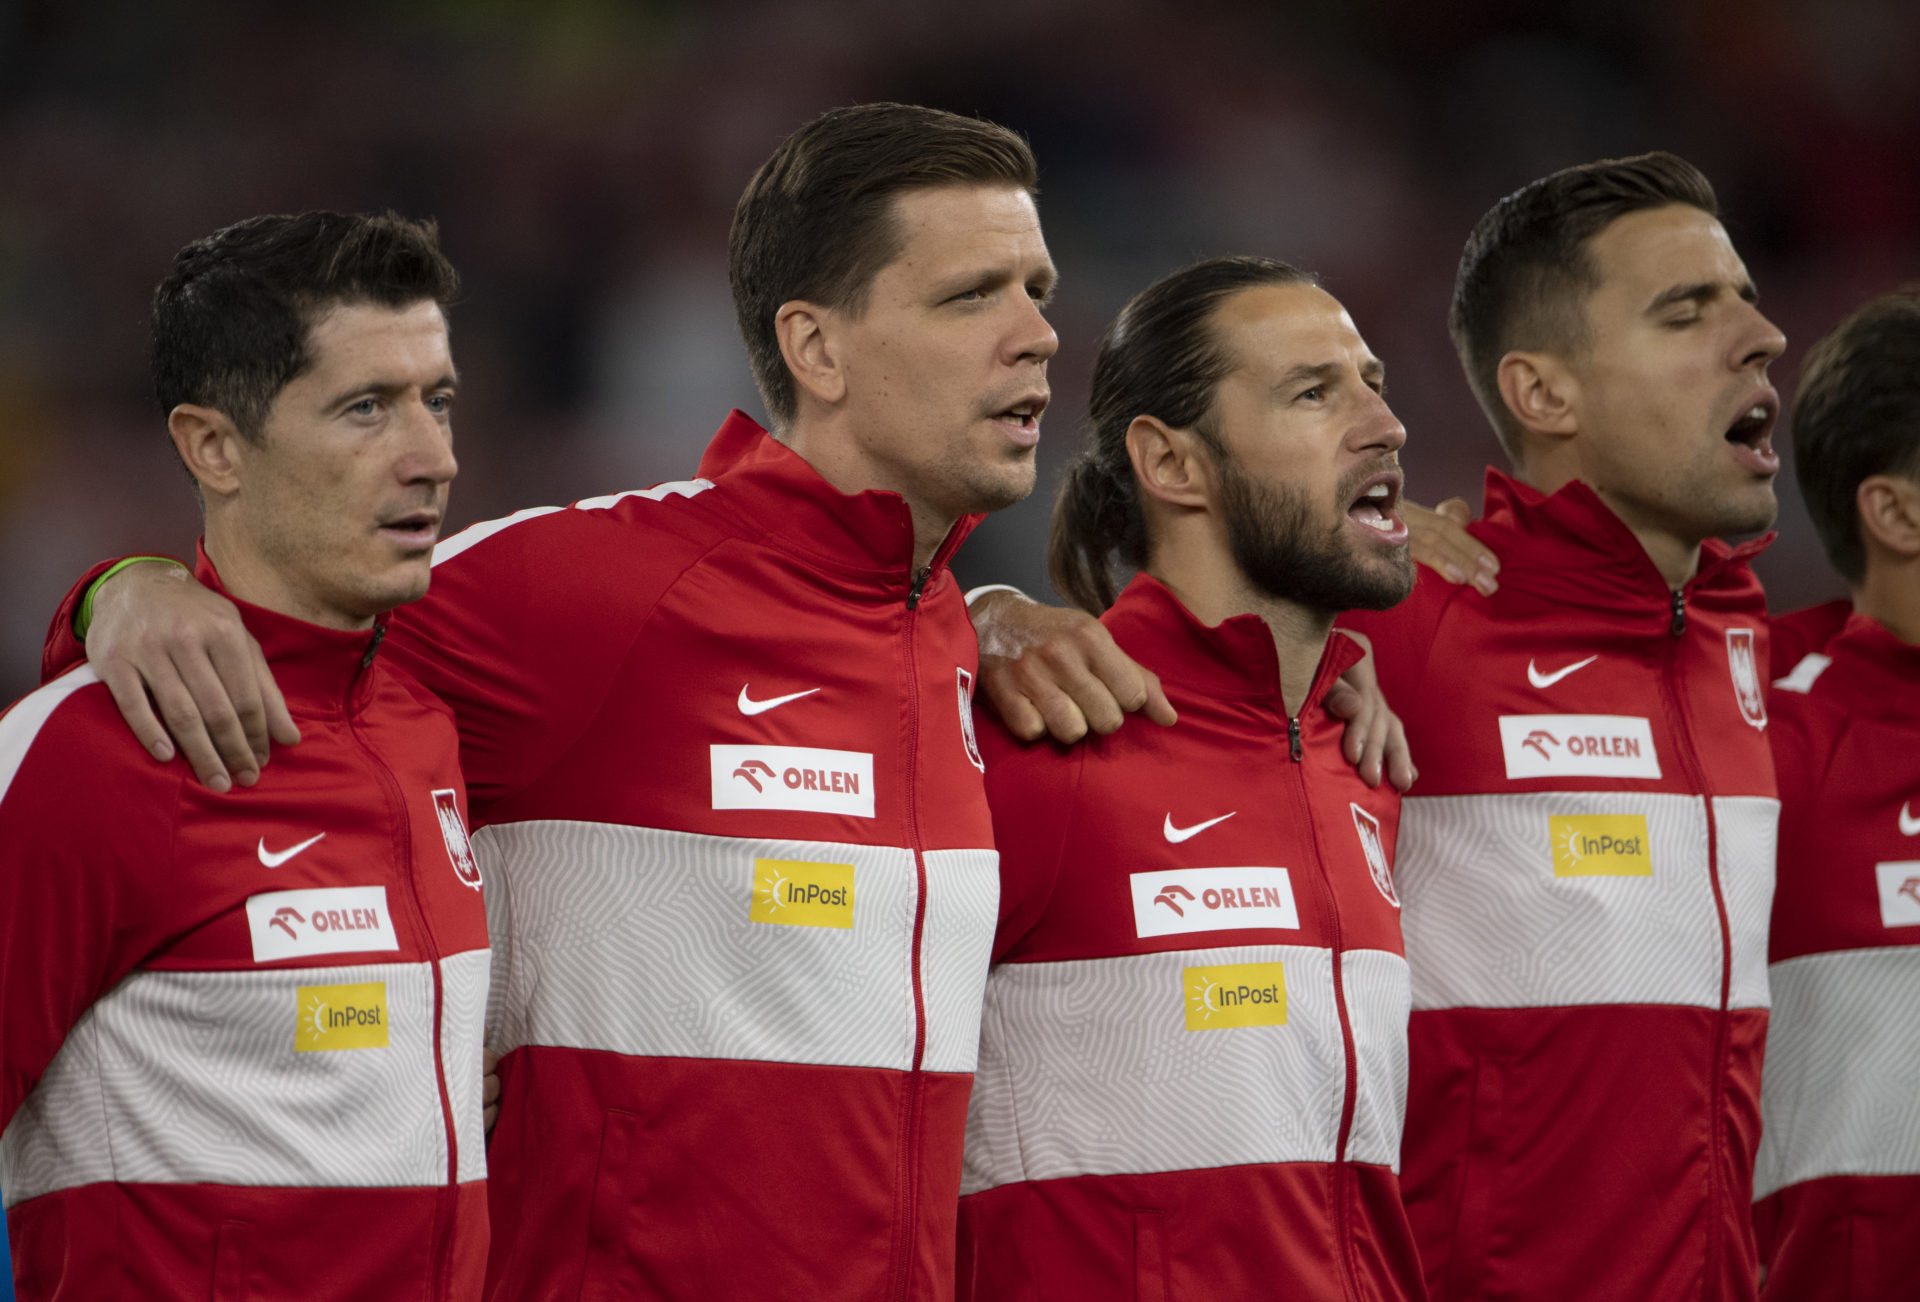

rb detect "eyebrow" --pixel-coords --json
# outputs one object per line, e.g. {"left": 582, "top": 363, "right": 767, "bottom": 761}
{"left": 323, "top": 371, "right": 459, "bottom": 410}
{"left": 1645, "top": 279, "right": 1759, "bottom": 314}
{"left": 937, "top": 260, "right": 1059, "bottom": 301}
{"left": 1271, "top": 358, "right": 1385, "bottom": 392}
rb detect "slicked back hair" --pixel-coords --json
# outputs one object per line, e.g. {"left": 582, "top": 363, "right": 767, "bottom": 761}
{"left": 1050, "top": 256, "right": 1317, "bottom": 614}
{"left": 1449, "top": 151, "right": 1719, "bottom": 462}
{"left": 152, "top": 211, "right": 458, "bottom": 443}
{"left": 728, "top": 102, "right": 1038, "bottom": 429}
{"left": 1792, "top": 288, "right": 1920, "bottom": 584}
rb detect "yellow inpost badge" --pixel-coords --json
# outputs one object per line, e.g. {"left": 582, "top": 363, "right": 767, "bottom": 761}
{"left": 1184, "top": 962, "right": 1288, "bottom": 1031}
{"left": 296, "top": 982, "right": 389, "bottom": 1051}
{"left": 1550, "top": 814, "right": 1653, "bottom": 877}
{"left": 751, "top": 858, "right": 855, "bottom": 930}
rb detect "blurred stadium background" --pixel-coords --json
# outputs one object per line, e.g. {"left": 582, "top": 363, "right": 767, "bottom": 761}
{"left": 2, "top": 0, "right": 1919, "bottom": 1287}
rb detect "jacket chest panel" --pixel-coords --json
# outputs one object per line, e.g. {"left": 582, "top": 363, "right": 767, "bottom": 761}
{"left": 162, "top": 723, "right": 485, "bottom": 966}
{"left": 528, "top": 575, "right": 993, "bottom": 849}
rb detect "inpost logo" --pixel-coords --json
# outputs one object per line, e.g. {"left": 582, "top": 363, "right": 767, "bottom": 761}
{"left": 1183, "top": 962, "right": 1288, "bottom": 1031}
{"left": 750, "top": 858, "right": 856, "bottom": 930}
{"left": 1549, "top": 814, "right": 1653, "bottom": 877}
{"left": 296, "top": 982, "right": 390, "bottom": 1052}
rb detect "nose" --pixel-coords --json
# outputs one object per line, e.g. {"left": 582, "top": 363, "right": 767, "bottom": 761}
{"left": 399, "top": 396, "right": 458, "bottom": 486}
{"left": 1734, "top": 301, "right": 1787, "bottom": 372}
{"left": 1352, "top": 385, "right": 1407, "bottom": 456}
{"left": 1005, "top": 291, "right": 1060, "bottom": 367}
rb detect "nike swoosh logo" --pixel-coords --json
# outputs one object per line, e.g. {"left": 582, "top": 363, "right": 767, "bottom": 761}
{"left": 1902, "top": 802, "right": 1920, "bottom": 837}
{"left": 1527, "top": 655, "right": 1599, "bottom": 689}
{"left": 737, "top": 685, "right": 822, "bottom": 716}
{"left": 258, "top": 832, "right": 325, "bottom": 869}
{"left": 1164, "top": 812, "right": 1235, "bottom": 843}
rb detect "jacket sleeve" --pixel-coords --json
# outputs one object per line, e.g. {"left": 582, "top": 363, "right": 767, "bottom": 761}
{"left": 378, "top": 503, "right": 720, "bottom": 818}
{"left": 40, "top": 558, "right": 139, "bottom": 684}
{"left": 979, "top": 720, "right": 1084, "bottom": 963}
{"left": 0, "top": 678, "right": 178, "bottom": 1134}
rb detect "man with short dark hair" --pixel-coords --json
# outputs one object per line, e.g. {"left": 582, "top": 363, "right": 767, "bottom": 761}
{"left": 55, "top": 103, "right": 1055, "bottom": 1301}
{"left": 1751, "top": 290, "right": 1920, "bottom": 1301}
{"left": 960, "top": 256, "right": 1426, "bottom": 1299}
{"left": 0, "top": 212, "right": 489, "bottom": 1300}
{"left": 1324, "top": 153, "right": 1783, "bottom": 1302}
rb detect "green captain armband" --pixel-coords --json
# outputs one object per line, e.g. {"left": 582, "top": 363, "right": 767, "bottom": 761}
{"left": 75, "top": 556, "right": 189, "bottom": 642}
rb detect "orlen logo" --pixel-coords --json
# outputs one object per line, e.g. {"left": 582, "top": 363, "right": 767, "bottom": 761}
{"left": 750, "top": 857, "right": 856, "bottom": 930}
{"left": 710, "top": 745, "right": 875, "bottom": 818}
{"left": 1549, "top": 814, "right": 1653, "bottom": 877}
{"left": 296, "top": 981, "right": 390, "bottom": 1052}
{"left": 1129, "top": 867, "right": 1298, "bottom": 938}
{"left": 1184, "top": 961, "right": 1288, "bottom": 1031}
{"left": 1499, "top": 715, "right": 1662, "bottom": 780}
{"left": 246, "top": 887, "right": 402, "bottom": 963}
{"left": 1874, "top": 861, "right": 1920, "bottom": 928}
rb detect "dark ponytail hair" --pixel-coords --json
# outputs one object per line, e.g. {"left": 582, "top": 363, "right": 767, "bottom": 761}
{"left": 1049, "top": 255, "right": 1315, "bottom": 612}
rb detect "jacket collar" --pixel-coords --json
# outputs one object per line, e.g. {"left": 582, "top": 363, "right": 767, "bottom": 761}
{"left": 696, "top": 411, "right": 983, "bottom": 595}
{"left": 1477, "top": 467, "right": 1772, "bottom": 608}
{"left": 1102, "top": 571, "right": 1363, "bottom": 712}
{"left": 1820, "top": 611, "right": 1920, "bottom": 716}
{"left": 193, "top": 543, "right": 384, "bottom": 718}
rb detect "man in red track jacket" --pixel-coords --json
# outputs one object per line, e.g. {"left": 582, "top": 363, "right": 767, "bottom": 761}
{"left": 1, "top": 214, "right": 490, "bottom": 1299}
{"left": 959, "top": 257, "right": 1426, "bottom": 1300}
{"left": 50, "top": 105, "right": 1060, "bottom": 1301}
{"left": 1336, "top": 152, "right": 1784, "bottom": 1302}
{"left": 1751, "top": 291, "right": 1920, "bottom": 1300}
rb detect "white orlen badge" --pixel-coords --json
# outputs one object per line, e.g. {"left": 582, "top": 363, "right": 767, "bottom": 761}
{"left": 246, "top": 886, "right": 401, "bottom": 962}
{"left": 710, "top": 744, "right": 876, "bottom": 818}
{"left": 432, "top": 788, "right": 482, "bottom": 890}
{"left": 1498, "top": 715, "right": 1662, "bottom": 780}
{"left": 1876, "top": 861, "right": 1920, "bottom": 928}
{"left": 1128, "top": 866, "right": 1299, "bottom": 938}
{"left": 1726, "top": 628, "right": 1767, "bottom": 730}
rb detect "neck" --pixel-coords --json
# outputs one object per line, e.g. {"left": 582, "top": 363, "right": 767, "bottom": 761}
{"left": 777, "top": 415, "right": 954, "bottom": 571}
{"left": 1519, "top": 460, "right": 1701, "bottom": 589}
{"left": 1854, "top": 556, "right": 1920, "bottom": 646}
{"left": 202, "top": 518, "right": 373, "bottom": 632}
{"left": 1148, "top": 544, "right": 1333, "bottom": 718}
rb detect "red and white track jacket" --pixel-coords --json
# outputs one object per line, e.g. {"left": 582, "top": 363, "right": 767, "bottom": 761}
{"left": 1343, "top": 470, "right": 1778, "bottom": 1302}
{"left": 8, "top": 552, "right": 490, "bottom": 1301}
{"left": 959, "top": 575, "right": 1425, "bottom": 1302}
{"left": 379, "top": 413, "right": 992, "bottom": 1301}
{"left": 1752, "top": 611, "right": 1920, "bottom": 1301}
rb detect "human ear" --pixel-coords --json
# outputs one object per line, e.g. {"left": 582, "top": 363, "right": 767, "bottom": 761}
{"left": 1126, "top": 416, "right": 1212, "bottom": 511}
{"left": 775, "top": 301, "right": 846, "bottom": 408}
{"left": 1857, "top": 474, "right": 1920, "bottom": 559}
{"left": 167, "top": 405, "right": 246, "bottom": 498}
{"left": 1496, "top": 351, "right": 1580, "bottom": 441}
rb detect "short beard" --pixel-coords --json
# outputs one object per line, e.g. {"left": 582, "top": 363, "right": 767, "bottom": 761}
{"left": 1214, "top": 451, "right": 1415, "bottom": 614}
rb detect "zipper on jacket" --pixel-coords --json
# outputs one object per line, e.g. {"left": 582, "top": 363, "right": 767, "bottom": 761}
{"left": 889, "top": 572, "right": 932, "bottom": 1302}
{"left": 1657, "top": 584, "right": 1737, "bottom": 1296}
{"left": 344, "top": 655, "right": 461, "bottom": 1301}
{"left": 1282, "top": 720, "right": 1363, "bottom": 1302}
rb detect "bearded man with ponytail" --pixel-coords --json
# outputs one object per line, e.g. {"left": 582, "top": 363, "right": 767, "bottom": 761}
{"left": 956, "top": 256, "right": 1425, "bottom": 1301}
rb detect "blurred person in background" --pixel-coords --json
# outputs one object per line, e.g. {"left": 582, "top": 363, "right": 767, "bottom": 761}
{"left": 958, "top": 256, "right": 1425, "bottom": 1300}
{"left": 0, "top": 212, "right": 490, "bottom": 1300}
{"left": 1750, "top": 289, "right": 1920, "bottom": 1301}
{"left": 973, "top": 151, "right": 1787, "bottom": 1301}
